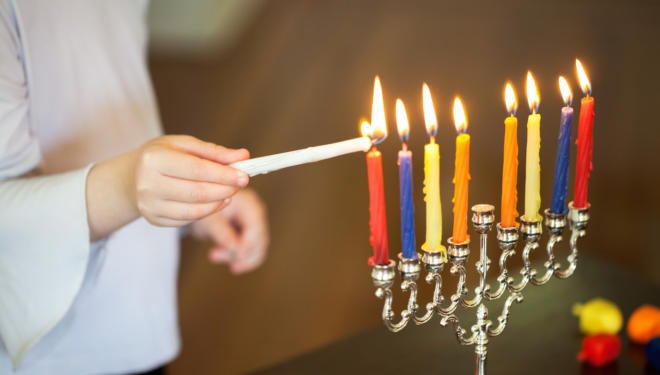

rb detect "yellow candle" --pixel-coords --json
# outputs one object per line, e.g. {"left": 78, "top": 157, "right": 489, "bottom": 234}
{"left": 524, "top": 72, "right": 541, "bottom": 221}
{"left": 501, "top": 83, "right": 519, "bottom": 228}
{"left": 423, "top": 139, "right": 442, "bottom": 250}
{"left": 452, "top": 97, "right": 470, "bottom": 244}
{"left": 421, "top": 84, "right": 445, "bottom": 252}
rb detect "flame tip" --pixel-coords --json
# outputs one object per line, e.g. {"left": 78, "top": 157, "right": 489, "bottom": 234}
{"left": 558, "top": 76, "right": 573, "bottom": 106}
{"left": 525, "top": 71, "right": 540, "bottom": 112}
{"left": 395, "top": 99, "right": 410, "bottom": 142}
{"left": 575, "top": 59, "right": 592, "bottom": 96}
{"left": 452, "top": 96, "right": 467, "bottom": 133}
{"left": 369, "top": 75, "right": 387, "bottom": 143}
{"left": 422, "top": 83, "right": 438, "bottom": 137}
{"left": 504, "top": 82, "right": 518, "bottom": 115}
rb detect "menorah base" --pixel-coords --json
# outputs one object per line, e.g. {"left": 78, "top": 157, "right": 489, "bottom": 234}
{"left": 371, "top": 202, "right": 590, "bottom": 374}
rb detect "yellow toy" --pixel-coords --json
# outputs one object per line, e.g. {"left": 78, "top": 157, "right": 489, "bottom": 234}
{"left": 572, "top": 297, "right": 623, "bottom": 335}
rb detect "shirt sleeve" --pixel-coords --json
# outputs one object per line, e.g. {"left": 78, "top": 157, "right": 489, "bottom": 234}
{"left": 0, "top": 168, "right": 93, "bottom": 367}
{"left": 0, "top": 3, "right": 92, "bottom": 367}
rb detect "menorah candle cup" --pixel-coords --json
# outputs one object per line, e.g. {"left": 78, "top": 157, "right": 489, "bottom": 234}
{"left": 397, "top": 253, "right": 421, "bottom": 281}
{"left": 471, "top": 204, "right": 495, "bottom": 234}
{"left": 519, "top": 216, "right": 543, "bottom": 243}
{"left": 568, "top": 201, "right": 590, "bottom": 230}
{"left": 371, "top": 259, "right": 396, "bottom": 289}
{"left": 420, "top": 249, "right": 447, "bottom": 272}
{"left": 447, "top": 237, "right": 470, "bottom": 264}
{"left": 543, "top": 209, "right": 567, "bottom": 235}
{"left": 496, "top": 223, "right": 519, "bottom": 251}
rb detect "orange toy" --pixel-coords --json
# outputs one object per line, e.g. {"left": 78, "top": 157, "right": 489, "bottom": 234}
{"left": 627, "top": 305, "right": 660, "bottom": 344}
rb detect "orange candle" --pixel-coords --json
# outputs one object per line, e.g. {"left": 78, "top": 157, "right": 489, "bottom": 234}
{"left": 500, "top": 83, "right": 519, "bottom": 228}
{"left": 451, "top": 97, "right": 470, "bottom": 244}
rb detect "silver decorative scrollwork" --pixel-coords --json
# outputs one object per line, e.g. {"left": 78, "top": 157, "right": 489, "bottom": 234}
{"left": 370, "top": 201, "right": 590, "bottom": 374}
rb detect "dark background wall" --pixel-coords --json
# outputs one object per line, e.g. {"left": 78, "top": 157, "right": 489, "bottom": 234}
{"left": 148, "top": 0, "right": 660, "bottom": 373}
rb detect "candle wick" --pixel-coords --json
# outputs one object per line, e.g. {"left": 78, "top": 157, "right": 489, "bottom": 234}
{"left": 402, "top": 142, "right": 408, "bottom": 151}
{"left": 429, "top": 136, "right": 436, "bottom": 144}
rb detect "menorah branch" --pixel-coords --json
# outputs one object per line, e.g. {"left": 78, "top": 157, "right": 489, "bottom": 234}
{"left": 487, "top": 293, "right": 524, "bottom": 336}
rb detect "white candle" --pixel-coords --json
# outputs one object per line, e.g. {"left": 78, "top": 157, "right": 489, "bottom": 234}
{"left": 230, "top": 137, "right": 372, "bottom": 176}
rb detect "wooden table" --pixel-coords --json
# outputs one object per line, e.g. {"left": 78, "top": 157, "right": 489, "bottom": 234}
{"left": 254, "top": 256, "right": 660, "bottom": 374}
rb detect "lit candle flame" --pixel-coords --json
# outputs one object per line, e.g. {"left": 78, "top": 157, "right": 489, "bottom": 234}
{"left": 369, "top": 76, "right": 387, "bottom": 144}
{"left": 575, "top": 59, "right": 592, "bottom": 96}
{"left": 422, "top": 83, "right": 438, "bottom": 137}
{"left": 558, "top": 76, "right": 573, "bottom": 106}
{"left": 453, "top": 96, "right": 467, "bottom": 134}
{"left": 395, "top": 99, "right": 409, "bottom": 143}
{"left": 526, "top": 71, "right": 540, "bottom": 113}
{"left": 360, "top": 119, "right": 372, "bottom": 139}
{"left": 504, "top": 82, "right": 518, "bottom": 116}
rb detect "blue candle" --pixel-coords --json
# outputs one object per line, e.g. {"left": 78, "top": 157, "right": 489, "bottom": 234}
{"left": 396, "top": 99, "right": 417, "bottom": 259}
{"left": 398, "top": 148, "right": 416, "bottom": 258}
{"left": 550, "top": 77, "right": 574, "bottom": 214}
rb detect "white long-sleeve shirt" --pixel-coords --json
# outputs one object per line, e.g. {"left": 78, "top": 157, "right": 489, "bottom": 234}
{"left": 0, "top": 1, "right": 180, "bottom": 373}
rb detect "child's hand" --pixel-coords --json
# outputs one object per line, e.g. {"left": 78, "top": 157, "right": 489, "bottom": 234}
{"left": 131, "top": 135, "right": 249, "bottom": 226}
{"left": 191, "top": 189, "right": 269, "bottom": 274}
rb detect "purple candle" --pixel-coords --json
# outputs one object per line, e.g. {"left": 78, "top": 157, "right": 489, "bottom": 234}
{"left": 396, "top": 99, "right": 417, "bottom": 259}
{"left": 550, "top": 77, "right": 574, "bottom": 214}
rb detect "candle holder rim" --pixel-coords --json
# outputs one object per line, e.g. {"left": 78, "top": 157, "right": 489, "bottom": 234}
{"left": 397, "top": 252, "right": 420, "bottom": 263}
{"left": 447, "top": 236, "right": 470, "bottom": 246}
{"left": 519, "top": 214, "right": 542, "bottom": 225}
{"left": 567, "top": 201, "right": 590, "bottom": 211}
{"left": 419, "top": 248, "right": 448, "bottom": 267}
{"left": 496, "top": 222, "right": 520, "bottom": 230}
{"left": 372, "top": 259, "right": 396, "bottom": 270}
{"left": 471, "top": 203, "right": 495, "bottom": 213}
{"left": 543, "top": 208, "right": 567, "bottom": 219}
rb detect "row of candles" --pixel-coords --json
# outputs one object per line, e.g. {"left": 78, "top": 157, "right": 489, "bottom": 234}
{"left": 364, "top": 59, "right": 595, "bottom": 265}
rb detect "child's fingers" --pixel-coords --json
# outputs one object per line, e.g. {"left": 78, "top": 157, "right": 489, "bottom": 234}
{"left": 155, "top": 151, "right": 249, "bottom": 187}
{"left": 149, "top": 217, "right": 191, "bottom": 227}
{"left": 230, "top": 251, "right": 264, "bottom": 274}
{"left": 150, "top": 200, "right": 225, "bottom": 222}
{"left": 154, "top": 176, "right": 239, "bottom": 203}
{"left": 205, "top": 215, "right": 240, "bottom": 251}
{"left": 209, "top": 248, "right": 234, "bottom": 264}
{"left": 169, "top": 135, "right": 250, "bottom": 164}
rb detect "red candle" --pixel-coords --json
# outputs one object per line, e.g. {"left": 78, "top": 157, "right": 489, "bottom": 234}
{"left": 573, "top": 59, "right": 594, "bottom": 208}
{"left": 364, "top": 76, "right": 389, "bottom": 265}
{"left": 366, "top": 145, "right": 389, "bottom": 265}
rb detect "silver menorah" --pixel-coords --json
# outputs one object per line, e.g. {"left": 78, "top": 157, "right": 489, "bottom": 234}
{"left": 370, "top": 202, "right": 590, "bottom": 374}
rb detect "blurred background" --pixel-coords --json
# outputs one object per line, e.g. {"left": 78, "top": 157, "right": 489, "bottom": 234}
{"left": 147, "top": 0, "right": 660, "bottom": 373}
